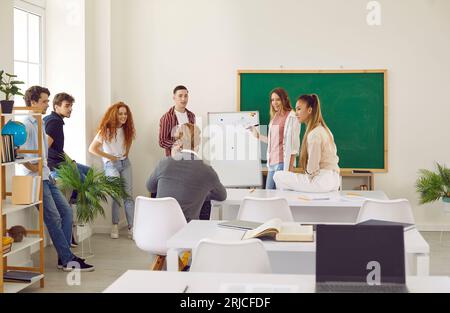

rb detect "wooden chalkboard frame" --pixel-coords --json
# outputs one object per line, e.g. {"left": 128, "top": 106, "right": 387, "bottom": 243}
{"left": 237, "top": 69, "right": 388, "bottom": 173}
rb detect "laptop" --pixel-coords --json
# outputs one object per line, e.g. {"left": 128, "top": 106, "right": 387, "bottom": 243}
{"left": 315, "top": 224, "right": 409, "bottom": 293}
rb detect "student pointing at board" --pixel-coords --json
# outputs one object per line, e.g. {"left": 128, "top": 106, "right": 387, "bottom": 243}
{"left": 250, "top": 88, "right": 300, "bottom": 189}
{"left": 274, "top": 94, "right": 340, "bottom": 192}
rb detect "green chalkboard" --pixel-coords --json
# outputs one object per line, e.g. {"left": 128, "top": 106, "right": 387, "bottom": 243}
{"left": 238, "top": 71, "right": 387, "bottom": 172}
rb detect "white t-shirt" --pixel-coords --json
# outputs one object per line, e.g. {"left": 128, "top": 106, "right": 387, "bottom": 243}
{"left": 175, "top": 110, "right": 189, "bottom": 125}
{"left": 94, "top": 128, "right": 127, "bottom": 164}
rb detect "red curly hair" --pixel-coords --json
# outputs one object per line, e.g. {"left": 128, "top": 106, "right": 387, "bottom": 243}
{"left": 97, "top": 102, "right": 136, "bottom": 150}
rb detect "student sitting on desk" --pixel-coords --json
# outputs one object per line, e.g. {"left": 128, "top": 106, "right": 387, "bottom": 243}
{"left": 146, "top": 123, "right": 227, "bottom": 222}
{"left": 250, "top": 88, "right": 300, "bottom": 190}
{"left": 274, "top": 94, "right": 340, "bottom": 192}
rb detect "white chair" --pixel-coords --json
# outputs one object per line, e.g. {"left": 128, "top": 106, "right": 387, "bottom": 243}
{"left": 356, "top": 199, "right": 415, "bottom": 224}
{"left": 237, "top": 197, "right": 294, "bottom": 222}
{"left": 190, "top": 239, "right": 272, "bottom": 273}
{"left": 133, "top": 196, "right": 187, "bottom": 270}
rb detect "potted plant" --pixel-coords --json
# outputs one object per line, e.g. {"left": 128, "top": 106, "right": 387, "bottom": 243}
{"left": 55, "top": 156, "right": 129, "bottom": 232}
{"left": 0, "top": 70, "right": 25, "bottom": 114}
{"left": 416, "top": 163, "right": 450, "bottom": 212}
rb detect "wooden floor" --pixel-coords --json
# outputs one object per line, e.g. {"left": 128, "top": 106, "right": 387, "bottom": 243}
{"left": 21, "top": 231, "right": 450, "bottom": 293}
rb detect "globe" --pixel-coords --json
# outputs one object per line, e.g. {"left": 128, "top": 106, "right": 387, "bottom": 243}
{"left": 1, "top": 120, "right": 28, "bottom": 147}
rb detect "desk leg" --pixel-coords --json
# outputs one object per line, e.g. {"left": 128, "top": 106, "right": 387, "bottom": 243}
{"left": 416, "top": 254, "right": 430, "bottom": 276}
{"left": 211, "top": 204, "right": 223, "bottom": 221}
{"left": 167, "top": 248, "right": 182, "bottom": 272}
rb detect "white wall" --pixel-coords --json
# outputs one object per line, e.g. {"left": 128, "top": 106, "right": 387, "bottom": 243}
{"left": 46, "top": 0, "right": 86, "bottom": 164}
{"left": 85, "top": 0, "right": 119, "bottom": 232}
{"left": 90, "top": 0, "right": 450, "bottom": 230}
{"left": 0, "top": 0, "right": 14, "bottom": 76}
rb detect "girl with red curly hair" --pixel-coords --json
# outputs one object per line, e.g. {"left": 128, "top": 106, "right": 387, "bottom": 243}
{"left": 89, "top": 102, "right": 136, "bottom": 239}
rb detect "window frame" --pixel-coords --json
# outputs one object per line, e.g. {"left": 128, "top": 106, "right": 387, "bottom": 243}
{"left": 13, "top": 0, "right": 46, "bottom": 90}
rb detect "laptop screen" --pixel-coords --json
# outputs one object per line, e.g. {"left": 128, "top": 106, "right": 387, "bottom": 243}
{"left": 316, "top": 225, "right": 406, "bottom": 284}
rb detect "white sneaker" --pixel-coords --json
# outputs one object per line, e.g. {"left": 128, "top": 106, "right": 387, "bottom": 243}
{"left": 111, "top": 224, "right": 119, "bottom": 239}
{"left": 128, "top": 228, "right": 133, "bottom": 240}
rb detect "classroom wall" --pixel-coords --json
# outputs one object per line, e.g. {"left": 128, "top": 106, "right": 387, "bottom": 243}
{"left": 83, "top": 0, "right": 450, "bottom": 230}
{"left": 0, "top": 0, "right": 14, "bottom": 77}
{"left": 46, "top": 0, "right": 87, "bottom": 164}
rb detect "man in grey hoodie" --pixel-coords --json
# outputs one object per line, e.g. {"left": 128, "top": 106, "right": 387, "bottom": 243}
{"left": 146, "top": 123, "right": 226, "bottom": 222}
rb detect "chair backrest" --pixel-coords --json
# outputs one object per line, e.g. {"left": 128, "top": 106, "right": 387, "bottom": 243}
{"left": 356, "top": 199, "right": 415, "bottom": 224}
{"left": 237, "top": 197, "right": 294, "bottom": 222}
{"left": 133, "top": 196, "right": 187, "bottom": 256}
{"left": 190, "top": 239, "right": 272, "bottom": 273}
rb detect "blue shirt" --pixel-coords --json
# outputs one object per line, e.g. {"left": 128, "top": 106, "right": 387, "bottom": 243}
{"left": 16, "top": 115, "right": 51, "bottom": 180}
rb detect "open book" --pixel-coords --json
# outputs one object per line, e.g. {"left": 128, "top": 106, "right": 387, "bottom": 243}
{"left": 242, "top": 218, "right": 314, "bottom": 242}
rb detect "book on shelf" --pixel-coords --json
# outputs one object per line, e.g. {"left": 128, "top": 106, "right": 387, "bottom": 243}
{"left": 31, "top": 176, "right": 41, "bottom": 203}
{"left": 242, "top": 218, "right": 314, "bottom": 242}
{"left": 3, "top": 271, "right": 42, "bottom": 283}
{"left": 12, "top": 176, "right": 41, "bottom": 205}
{"left": 1, "top": 134, "right": 15, "bottom": 163}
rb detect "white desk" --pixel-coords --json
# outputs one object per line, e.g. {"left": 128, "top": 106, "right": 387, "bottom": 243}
{"left": 104, "top": 270, "right": 450, "bottom": 293}
{"left": 166, "top": 221, "right": 430, "bottom": 276}
{"left": 212, "top": 189, "right": 389, "bottom": 223}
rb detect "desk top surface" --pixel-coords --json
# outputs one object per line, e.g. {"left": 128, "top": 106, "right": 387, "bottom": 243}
{"left": 213, "top": 189, "right": 388, "bottom": 207}
{"left": 104, "top": 270, "right": 450, "bottom": 293}
{"left": 167, "top": 221, "right": 429, "bottom": 254}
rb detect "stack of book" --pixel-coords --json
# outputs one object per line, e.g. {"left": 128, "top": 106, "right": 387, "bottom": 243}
{"left": 12, "top": 176, "right": 41, "bottom": 205}
{"left": 3, "top": 271, "right": 42, "bottom": 283}
{"left": 1, "top": 134, "right": 15, "bottom": 163}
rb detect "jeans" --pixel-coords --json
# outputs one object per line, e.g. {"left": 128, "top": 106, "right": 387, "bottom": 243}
{"left": 42, "top": 180, "right": 75, "bottom": 264}
{"left": 104, "top": 158, "right": 135, "bottom": 228}
{"left": 50, "top": 163, "right": 91, "bottom": 201}
{"left": 266, "top": 163, "right": 284, "bottom": 190}
{"left": 50, "top": 163, "right": 91, "bottom": 181}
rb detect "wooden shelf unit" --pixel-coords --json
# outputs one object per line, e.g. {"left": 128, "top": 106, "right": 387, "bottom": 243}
{"left": 1, "top": 108, "right": 45, "bottom": 293}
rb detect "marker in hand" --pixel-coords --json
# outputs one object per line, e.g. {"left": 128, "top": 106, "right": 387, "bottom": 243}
{"left": 246, "top": 124, "right": 260, "bottom": 130}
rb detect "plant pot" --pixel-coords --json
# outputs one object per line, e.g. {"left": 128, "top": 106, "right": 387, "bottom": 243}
{"left": 443, "top": 197, "right": 450, "bottom": 213}
{"left": 0, "top": 100, "right": 14, "bottom": 114}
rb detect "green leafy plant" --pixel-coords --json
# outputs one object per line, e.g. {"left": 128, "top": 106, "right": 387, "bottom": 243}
{"left": 416, "top": 163, "right": 450, "bottom": 204}
{"left": 0, "top": 70, "right": 25, "bottom": 100}
{"left": 55, "top": 156, "right": 129, "bottom": 225}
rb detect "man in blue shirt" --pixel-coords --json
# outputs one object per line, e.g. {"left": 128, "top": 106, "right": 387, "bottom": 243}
{"left": 19, "top": 86, "right": 94, "bottom": 272}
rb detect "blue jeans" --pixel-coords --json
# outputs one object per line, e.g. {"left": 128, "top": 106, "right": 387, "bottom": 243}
{"left": 104, "top": 158, "right": 135, "bottom": 228}
{"left": 266, "top": 163, "right": 284, "bottom": 190}
{"left": 50, "top": 163, "right": 91, "bottom": 201}
{"left": 50, "top": 162, "right": 90, "bottom": 182}
{"left": 42, "top": 180, "right": 74, "bottom": 264}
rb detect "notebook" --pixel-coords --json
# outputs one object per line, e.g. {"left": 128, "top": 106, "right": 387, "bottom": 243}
{"left": 3, "top": 271, "right": 42, "bottom": 283}
{"left": 218, "top": 220, "right": 262, "bottom": 230}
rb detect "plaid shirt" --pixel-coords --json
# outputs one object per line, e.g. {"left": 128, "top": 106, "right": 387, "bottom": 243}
{"left": 159, "top": 106, "right": 196, "bottom": 156}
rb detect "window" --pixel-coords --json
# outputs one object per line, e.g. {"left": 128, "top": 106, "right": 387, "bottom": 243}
{"left": 13, "top": 1, "right": 45, "bottom": 102}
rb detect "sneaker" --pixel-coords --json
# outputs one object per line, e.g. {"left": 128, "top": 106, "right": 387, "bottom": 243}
{"left": 128, "top": 227, "right": 133, "bottom": 240}
{"left": 70, "top": 234, "right": 79, "bottom": 248}
{"left": 62, "top": 257, "right": 95, "bottom": 272}
{"left": 57, "top": 258, "right": 63, "bottom": 269}
{"left": 111, "top": 224, "right": 119, "bottom": 239}
{"left": 58, "top": 256, "right": 86, "bottom": 270}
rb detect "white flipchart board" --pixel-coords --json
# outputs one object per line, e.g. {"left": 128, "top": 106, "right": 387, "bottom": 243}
{"left": 208, "top": 112, "right": 262, "bottom": 188}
